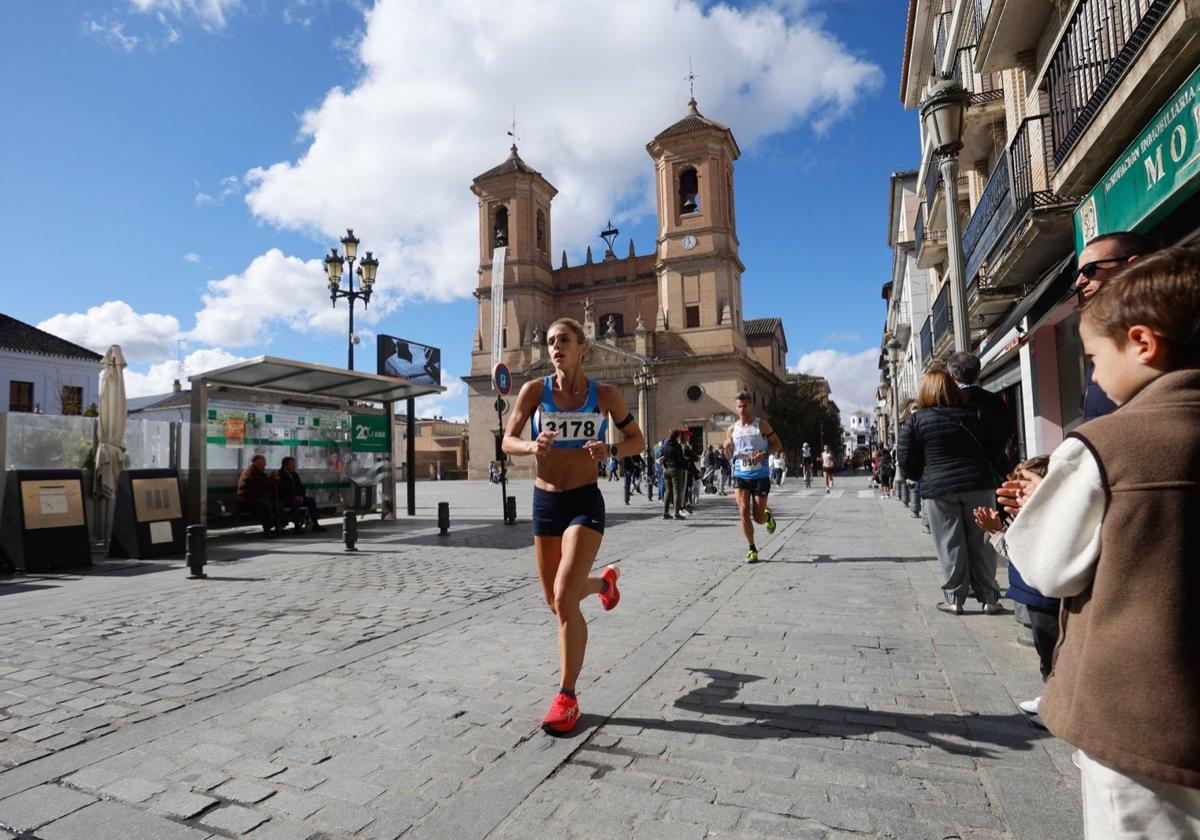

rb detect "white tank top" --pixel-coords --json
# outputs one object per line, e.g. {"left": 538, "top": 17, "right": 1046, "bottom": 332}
{"left": 731, "top": 418, "right": 770, "bottom": 479}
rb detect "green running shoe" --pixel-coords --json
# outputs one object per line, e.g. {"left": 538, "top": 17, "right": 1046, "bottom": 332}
{"left": 765, "top": 507, "right": 776, "bottom": 535}
{"left": 746, "top": 549, "right": 759, "bottom": 564}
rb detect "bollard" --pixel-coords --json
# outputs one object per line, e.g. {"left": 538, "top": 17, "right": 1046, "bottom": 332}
{"left": 437, "top": 502, "right": 450, "bottom": 536}
{"left": 343, "top": 510, "right": 358, "bottom": 552}
{"left": 504, "top": 495, "right": 517, "bottom": 525}
{"left": 186, "top": 524, "right": 208, "bottom": 579}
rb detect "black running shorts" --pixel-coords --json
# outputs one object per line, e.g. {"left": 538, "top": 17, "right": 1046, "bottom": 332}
{"left": 532, "top": 484, "right": 606, "bottom": 537}
{"left": 731, "top": 477, "right": 772, "bottom": 497}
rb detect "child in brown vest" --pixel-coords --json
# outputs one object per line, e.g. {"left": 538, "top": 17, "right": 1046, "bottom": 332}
{"left": 1004, "top": 248, "right": 1200, "bottom": 835}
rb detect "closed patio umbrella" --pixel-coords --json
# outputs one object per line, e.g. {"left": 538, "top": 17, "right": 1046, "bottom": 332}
{"left": 94, "top": 345, "right": 127, "bottom": 501}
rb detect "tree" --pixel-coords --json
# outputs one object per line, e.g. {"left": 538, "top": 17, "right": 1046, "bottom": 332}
{"left": 766, "top": 380, "right": 841, "bottom": 463}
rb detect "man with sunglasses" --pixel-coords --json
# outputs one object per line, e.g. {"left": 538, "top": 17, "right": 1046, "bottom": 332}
{"left": 1076, "top": 232, "right": 1154, "bottom": 420}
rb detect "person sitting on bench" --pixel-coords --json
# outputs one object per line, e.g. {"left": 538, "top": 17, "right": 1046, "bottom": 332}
{"left": 237, "top": 454, "right": 282, "bottom": 537}
{"left": 278, "top": 456, "right": 326, "bottom": 533}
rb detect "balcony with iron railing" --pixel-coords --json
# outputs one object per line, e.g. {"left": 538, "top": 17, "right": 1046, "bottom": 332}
{"left": 1047, "top": 0, "right": 1172, "bottom": 168}
{"left": 919, "top": 316, "right": 934, "bottom": 369}
{"left": 961, "top": 114, "right": 1078, "bottom": 290}
{"left": 933, "top": 11, "right": 953, "bottom": 74}
{"left": 932, "top": 281, "right": 953, "bottom": 352}
{"left": 914, "top": 202, "right": 948, "bottom": 270}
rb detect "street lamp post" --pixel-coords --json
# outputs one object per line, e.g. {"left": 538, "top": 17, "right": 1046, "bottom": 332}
{"left": 633, "top": 364, "right": 658, "bottom": 499}
{"left": 920, "top": 77, "right": 971, "bottom": 353}
{"left": 886, "top": 337, "right": 902, "bottom": 448}
{"left": 324, "top": 229, "right": 379, "bottom": 371}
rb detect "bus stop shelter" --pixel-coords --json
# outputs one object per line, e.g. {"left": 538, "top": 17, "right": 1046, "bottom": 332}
{"left": 186, "top": 356, "right": 442, "bottom": 525}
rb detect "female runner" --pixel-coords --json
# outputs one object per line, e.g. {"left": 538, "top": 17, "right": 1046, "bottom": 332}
{"left": 503, "top": 317, "right": 645, "bottom": 734}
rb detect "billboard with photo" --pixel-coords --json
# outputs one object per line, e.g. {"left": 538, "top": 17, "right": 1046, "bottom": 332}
{"left": 377, "top": 335, "right": 441, "bottom": 386}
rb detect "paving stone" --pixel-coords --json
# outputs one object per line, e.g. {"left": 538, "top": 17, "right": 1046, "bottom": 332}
{"left": 38, "top": 800, "right": 211, "bottom": 840}
{"left": 62, "top": 766, "right": 122, "bottom": 792}
{"left": 245, "top": 819, "right": 315, "bottom": 840}
{"left": 0, "top": 784, "right": 96, "bottom": 832}
{"left": 150, "top": 791, "right": 218, "bottom": 819}
{"left": 201, "top": 804, "right": 270, "bottom": 834}
{"left": 213, "top": 779, "right": 276, "bottom": 804}
{"left": 312, "top": 801, "right": 376, "bottom": 833}
{"left": 101, "top": 778, "right": 167, "bottom": 804}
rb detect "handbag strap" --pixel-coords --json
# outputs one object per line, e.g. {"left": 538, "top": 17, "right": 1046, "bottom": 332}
{"left": 931, "top": 407, "right": 991, "bottom": 466}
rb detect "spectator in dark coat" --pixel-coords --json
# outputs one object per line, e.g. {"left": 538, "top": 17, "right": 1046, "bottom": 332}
{"left": 1074, "top": 231, "right": 1154, "bottom": 420}
{"left": 659, "top": 431, "right": 686, "bottom": 519}
{"left": 236, "top": 454, "right": 281, "bottom": 537}
{"left": 278, "top": 456, "right": 326, "bottom": 533}
{"left": 898, "top": 370, "right": 1005, "bottom": 615}
{"left": 946, "top": 351, "right": 1011, "bottom": 475}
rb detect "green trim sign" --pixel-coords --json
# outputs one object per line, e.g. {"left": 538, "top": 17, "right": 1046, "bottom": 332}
{"left": 351, "top": 413, "right": 389, "bottom": 453}
{"left": 1075, "top": 62, "right": 1200, "bottom": 253}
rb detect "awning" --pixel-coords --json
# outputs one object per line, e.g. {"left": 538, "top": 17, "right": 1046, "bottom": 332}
{"left": 189, "top": 356, "right": 443, "bottom": 403}
{"left": 979, "top": 253, "right": 1077, "bottom": 361}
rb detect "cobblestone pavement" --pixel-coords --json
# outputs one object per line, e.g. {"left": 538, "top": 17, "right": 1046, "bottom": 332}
{"left": 0, "top": 477, "right": 1082, "bottom": 839}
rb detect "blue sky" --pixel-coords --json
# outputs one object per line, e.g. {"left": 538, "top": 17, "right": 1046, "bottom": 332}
{"left": 0, "top": 0, "right": 916, "bottom": 419}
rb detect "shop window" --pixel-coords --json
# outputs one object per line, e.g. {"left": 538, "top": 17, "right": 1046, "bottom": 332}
{"left": 61, "top": 385, "right": 83, "bottom": 416}
{"left": 685, "top": 305, "right": 700, "bottom": 329}
{"left": 9, "top": 381, "right": 33, "bottom": 413}
{"left": 679, "top": 167, "right": 699, "bottom": 214}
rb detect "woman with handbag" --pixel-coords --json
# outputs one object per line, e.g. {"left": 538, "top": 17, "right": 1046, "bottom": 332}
{"left": 897, "top": 369, "right": 1005, "bottom": 615}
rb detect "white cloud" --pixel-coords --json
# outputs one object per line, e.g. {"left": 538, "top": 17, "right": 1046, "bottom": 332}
{"left": 86, "top": 17, "right": 140, "bottom": 51}
{"left": 124, "top": 347, "right": 249, "bottom": 397}
{"left": 412, "top": 373, "right": 466, "bottom": 421}
{"left": 129, "top": 0, "right": 240, "bottom": 31}
{"left": 188, "top": 248, "right": 361, "bottom": 347}
{"left": 38, "top": 301, "right": 182, "bottom": 364}
{"left": 244, "top": 0, "right": 882, "bottom": 307}
{"left": 790, "top": 348, "right": 880, "bottom": 416}
{"left": 821, "top": 331, "right": 861, "bottom": 343}
{"left": 183, "top": 252, "right": 201, "bottom": 263}
{"left": 194, "top": 175, "right": 240, "bottom": 206}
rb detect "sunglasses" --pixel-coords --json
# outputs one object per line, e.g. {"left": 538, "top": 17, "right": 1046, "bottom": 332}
{"left": 1076, "top": 256, "right": 1128, "bottom": 279}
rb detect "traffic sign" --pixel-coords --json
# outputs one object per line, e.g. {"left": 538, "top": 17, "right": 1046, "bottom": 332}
{"left": 494, "top": 397, "right": 509, "bottom": 415}
{"left": 493, "top": 363, "right": 512, "bottom": 396}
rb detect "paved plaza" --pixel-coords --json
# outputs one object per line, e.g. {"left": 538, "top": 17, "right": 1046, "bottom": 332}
{"left": 0, "top": 477, "right": 1082, "bottom": 839}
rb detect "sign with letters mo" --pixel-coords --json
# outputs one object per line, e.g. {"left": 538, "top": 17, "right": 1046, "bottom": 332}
{"left": 351, "top": 413, "right": 389, "bottom": 453}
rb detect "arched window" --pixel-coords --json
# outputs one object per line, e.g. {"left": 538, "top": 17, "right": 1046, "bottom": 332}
{"left": 535, "top": 210, "right": 547, "bottom": 252}
{"left": 679, "top": 167, "right": 699, "bottom": 214}
{"left": 493, "top": 206, "right": 509, "bottom": 248}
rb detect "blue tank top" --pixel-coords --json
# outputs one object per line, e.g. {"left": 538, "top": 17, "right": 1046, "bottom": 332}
{"left": 731, "top": 418, "right": 771, "bottom": 479}
{"left": 531, "top": 377, "right": 608, "bottom": 449}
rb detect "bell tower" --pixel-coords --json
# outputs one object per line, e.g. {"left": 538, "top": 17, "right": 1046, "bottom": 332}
{"left": 646, "top": 98, "right": 744, "bottom": 347}
{"left": 470, "top": 145, "right": 557, "bottom": 371}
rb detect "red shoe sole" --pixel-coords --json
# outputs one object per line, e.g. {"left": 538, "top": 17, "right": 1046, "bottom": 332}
{"left": 600, "top": 565, "right": 620, "bottom": 611}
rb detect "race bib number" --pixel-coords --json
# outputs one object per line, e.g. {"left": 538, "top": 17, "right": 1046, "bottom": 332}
{"left": 736, "top": 454, "right": 759, "bottom": 469}
{"left": 540, "top": 411, "right": 601, "bottom": 442}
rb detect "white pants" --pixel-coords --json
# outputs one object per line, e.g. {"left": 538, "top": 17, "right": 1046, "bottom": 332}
{"left": 1077, "top": 750, "right": 1200, "bottom": 839}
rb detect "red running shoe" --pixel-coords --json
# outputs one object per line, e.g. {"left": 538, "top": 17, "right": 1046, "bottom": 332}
{"left": 599, "top": 565, "right": 620, "bottom": 611}
{"left": 542, "top": 692, "right": 580, "bottom": 734}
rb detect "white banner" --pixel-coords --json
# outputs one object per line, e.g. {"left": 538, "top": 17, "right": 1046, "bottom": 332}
{"left": 491, "top": 246, "right": 506, "bottom": 379}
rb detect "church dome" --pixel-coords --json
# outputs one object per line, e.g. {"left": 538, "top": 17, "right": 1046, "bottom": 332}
{"left": 473, "top": 144, "right": 543, "bottom": 183}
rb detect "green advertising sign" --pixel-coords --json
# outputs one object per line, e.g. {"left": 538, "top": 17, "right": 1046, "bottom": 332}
{"left": 351, "top": 413, "right": 389, "bottom": 453}
{"left": 1075, "top": 62, "right": 1200, "bottom": 253}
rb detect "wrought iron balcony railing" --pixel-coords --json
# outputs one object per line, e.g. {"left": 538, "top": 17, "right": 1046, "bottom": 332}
{"left": 932, "top": 281, "right": 952, "bottom": 346}
{"left": 953, "top": 45, "right": 1004, "bottom": 105}
{"left": 920, "top": 316, "right": 934, "bottom": 367}
{"left": 914, "top": 202, "right": 926, "bottom": 253}
{"left": 1047, "top": 0, "right": 1172, "bottom": 166}
{"left": 924, "top": 158, "right": 942, "bottom": 215}
{"left": 933, "top": 11, "right": 953, "bottom": 74}
{"left": 961, "top": 114, "right": 1075, "bottom": 284}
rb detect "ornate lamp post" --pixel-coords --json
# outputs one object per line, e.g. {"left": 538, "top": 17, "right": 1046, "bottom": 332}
{"left": 633, "top": 364, "right": 658, "bottom": 499}
{"left": 920, "top": 78, "right": 971, "bottom": 353}
{"left": 324, "top": 228, "right": 379, "bottom": 370}
{"left": 885, "top": 337, "right": 902, "bottom": 448}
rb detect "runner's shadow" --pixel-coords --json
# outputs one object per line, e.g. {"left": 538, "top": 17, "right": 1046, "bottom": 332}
{"left": 603, "top": 668, "right": 1047, "bottom": 758}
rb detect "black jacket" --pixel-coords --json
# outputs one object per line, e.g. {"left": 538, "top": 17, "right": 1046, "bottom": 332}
{"left": 660, "top": 439, "right": 685, "bottom": 469}
{"left": 960, "top": 384, "right": 1012, "bottom": 472}
{"left": 278, "top": 469, "right": 306, "bottom": 501}
{"left": 897, "top": 405, "right": 1001, "bottom": 498}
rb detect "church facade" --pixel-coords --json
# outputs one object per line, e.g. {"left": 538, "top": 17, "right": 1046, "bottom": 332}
{"left": 464, "top": 99, "right": 788, "bottom": 479}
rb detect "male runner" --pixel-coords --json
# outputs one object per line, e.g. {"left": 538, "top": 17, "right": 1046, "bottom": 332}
{"left": 801, "top": 442, "right": 813, "bottom": 488}
{"left": 721, "top": 390, "right": 781, "bottom": 563}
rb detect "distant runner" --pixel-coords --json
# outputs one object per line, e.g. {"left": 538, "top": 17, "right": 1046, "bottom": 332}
{"left": 821, "top": 444, "right": 836, "bottom": 493}
{"left": 502, "top": 317, "right": 645, "bottom": 735}
{"left": 721, "top": 390, "right": 781, "bottom": 563}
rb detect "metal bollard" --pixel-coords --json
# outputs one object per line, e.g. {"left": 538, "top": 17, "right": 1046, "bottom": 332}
{"left": 504, "top": 495, "right": 517, "bottom": 525}
{"left": 186, "top": 524, "right": 208, "bottom": 579}
{"left": 343, "top": 510, "right": 358, "bottom": 551}
{"left": 437, "top": 502, "right": 450, "bottom": 536}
